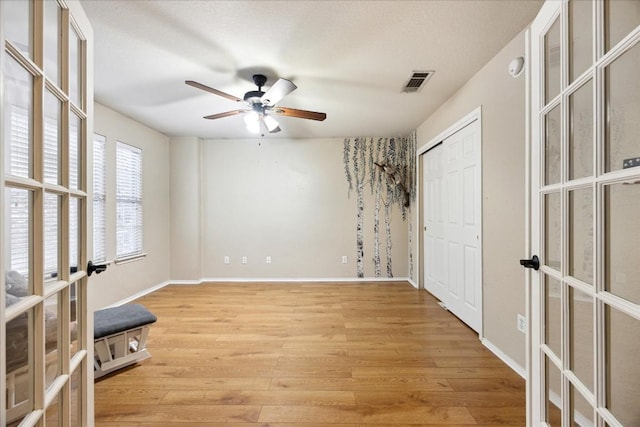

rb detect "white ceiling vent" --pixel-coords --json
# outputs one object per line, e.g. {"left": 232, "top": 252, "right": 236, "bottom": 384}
{"left": 402, "top": 70, "right": 434, "bottom": 93}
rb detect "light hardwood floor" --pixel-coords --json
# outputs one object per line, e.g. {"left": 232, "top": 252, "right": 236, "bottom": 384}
{"left": 94, "top": 282, "right": 526, "bottom": 426}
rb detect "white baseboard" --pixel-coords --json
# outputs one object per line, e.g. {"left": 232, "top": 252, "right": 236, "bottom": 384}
{"left": 407, "top": 277, "right": 418, "bottom": 288}
{"left": 168, "top": 279, "right": 204, "bottom": 285}
{"left": 481, "top": 337, "right": 527, "bottom": 379}
{"left": 195, "top": 277, "right": 413, "bottom": 284}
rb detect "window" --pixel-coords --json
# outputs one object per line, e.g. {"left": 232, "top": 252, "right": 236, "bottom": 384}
{"left": 116, "top": 141, "right": 143, "bottom": 259}
{"left": 93, "top": 134, "right": 106, "bottom": 262}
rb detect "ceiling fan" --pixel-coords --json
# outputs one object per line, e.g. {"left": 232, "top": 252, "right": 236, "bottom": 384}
{"left": 185, "top": 74, "right": 327, "bottom": 134}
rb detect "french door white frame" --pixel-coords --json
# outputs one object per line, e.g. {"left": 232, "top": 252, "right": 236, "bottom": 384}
{"left": 1, "top": 0, "right": 94, "bottom": 425}
{"left": 529, "top": 1, "right": 640, "bottom": 426}
{"left": 417, "top": 106, "right": 483, "bottom": 337}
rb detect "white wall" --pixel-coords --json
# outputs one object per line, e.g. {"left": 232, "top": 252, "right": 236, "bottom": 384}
{"left": 169, "top": 136, "right": 201, "bottom": 281}
{"left": 415, "top": 30, "right": 528, "bottom": 368}
{"left": 169, "top": 137, "right": 409, "bottom": 280}
{"left": 89, "top": 103, "right": 171, "bottom": 311}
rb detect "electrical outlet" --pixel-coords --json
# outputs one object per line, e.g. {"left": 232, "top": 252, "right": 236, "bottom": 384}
{"left": 623, "top": 156, "right": 640, "bottom": 169}
{"left": 341, "top": 255, "right": 348, "bottom": 264}
{"left": 224, "top": 256, "right": 230, "bottom": 264}
{"left": 241, "top": 256, "right": 248, "bottom": 264}
{"left": 517, "top": 314, "right": 526, "bottom": 334}
{"left": 266, "top": 256, "right": 271, "bottom": 264}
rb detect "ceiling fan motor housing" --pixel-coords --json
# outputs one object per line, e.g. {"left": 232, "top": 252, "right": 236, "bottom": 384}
{"left": 244, "top": 90, "right": 265, "bottom": 103}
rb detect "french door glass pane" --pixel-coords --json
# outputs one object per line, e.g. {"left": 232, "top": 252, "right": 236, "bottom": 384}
{"left": 69, "top": 27, "right": 81, "bottom": 107}
{"left": 545, "top": 105, "right": 561, "bottom": 185}
{"left": 45, "top": 394, "right": 61, "bottom": 426}
{"left": 569, "top": 0, "right": 592, "bottom": 83}
{"left": 569, "top": 81, "right": 593, "bottom": 180}
{"left": 70, "top": 197, "right": 80, "bottom": 270}
{"left": 545, "top": 274, "right": 562, "bottom": 358}
{"left": 3, "top": 0, "right": 31, "bottom": 58}
{"left": 546, "top": 354, "right": 563, "bottom": 426}
{"left": 45, "top": 293, "right": 60, "bottom": 390}
{"left": 6, "top": 308, "right": 34, "bottom": 424}
{"left": 4, "top": 54, "right": 33, "bottom": 179}
{"left": 6, "top": 187, "right": 32, "bottom": 291}
{"left": 545, "top": 17, "right": 561, "bottom": 104}
{"left": 605, "top": 0, "right": 640, "bottom": 52}
{"left": 604, "top": 182, "right": 640, "bottom": 304}
{"left": 544, "top": 192, "right": 561, "bottom": 270}
{"left": 604, "top": 41, "right": 640, "bottom": 173}
{"left": 69, "top": 282, "right": 82, "bottom": 358}
{"left": 70, "top": 282, "right": 79, "bottom": 357}
{"left": 569, "top": 286, "right": 594, "bottom": 392}
{"left": 44, "top": 192, "right": 60, "bottom": 281}
{"left": 44, "top": 89, "right": 61, "bottom": 185}
{"left": 44, "top": 0, "right": 61, "bottom": 86}
{"left": 605, "top": 305, "right": 640, "bottom": 426}
{"left": 570, "top": 383, "right": 593, "bottom": 426}
{"left": 70, "top": 367, "right": 82, "bottom": 425}
{"left": 70, "top": 113, "right": 81, "bottom": 190}
{"left": 569, "top": 188, "right": 593, "bottom": 285}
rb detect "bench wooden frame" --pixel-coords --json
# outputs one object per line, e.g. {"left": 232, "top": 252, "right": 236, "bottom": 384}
{"left": 94, "top": 324, "right": 153, "bottom": 378}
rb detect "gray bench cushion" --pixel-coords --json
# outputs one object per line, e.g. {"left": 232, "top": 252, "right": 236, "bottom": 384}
{"left": 94, "top": 304, "right": 157, "bottom": 339}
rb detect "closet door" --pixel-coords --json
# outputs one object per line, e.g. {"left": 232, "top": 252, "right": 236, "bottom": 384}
{"left": 423, "top": 118, "right": 482, "bottom": 332}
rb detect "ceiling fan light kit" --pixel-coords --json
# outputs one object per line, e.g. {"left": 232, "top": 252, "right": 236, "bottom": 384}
{"left": 263, "top": 115, "right": 280, "bottom": 133}
{"left": 243, "top": 111, "right": 262, "bottom": 134}
{"left": 186, "top": 73, "right": 326, "bottom": 135}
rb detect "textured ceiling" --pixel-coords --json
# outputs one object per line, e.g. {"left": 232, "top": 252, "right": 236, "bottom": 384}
{"left": 81, "top": 0, "right": 543, "bottom": 140}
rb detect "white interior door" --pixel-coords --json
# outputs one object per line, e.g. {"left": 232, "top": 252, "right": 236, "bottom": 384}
{"left": 528, "top": 1, "right": 640, "bottom": 425}
{"left": 423, "top": 118, "right": 482, "bottom": 332}
{"left": 2, "top": 1, "right": 94, "bottom": 425}
{"left": 423, "top": 144, "right": 446, "bottom": 302}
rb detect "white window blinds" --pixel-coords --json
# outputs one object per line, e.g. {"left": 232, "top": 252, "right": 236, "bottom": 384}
{"left": 116, "top": 141, "right": 143, "bottom": 259}
{"left": 93, "top": 133, "right": 106, "bottom": 262}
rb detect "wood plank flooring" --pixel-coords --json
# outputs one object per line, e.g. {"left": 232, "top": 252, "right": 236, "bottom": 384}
{"left": 94, "top": 282, "right": 526, "bottom": 426}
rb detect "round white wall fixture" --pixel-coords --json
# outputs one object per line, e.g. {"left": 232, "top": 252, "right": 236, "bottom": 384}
{"left": 508, "top": 56, "right": 525, "bottom": 78}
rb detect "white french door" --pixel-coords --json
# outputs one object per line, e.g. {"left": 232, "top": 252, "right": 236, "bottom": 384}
{"left": 423, "top": 116, "right": 482, "bottom": 332}
{"left": 529, "top": 0, "right": 640, "bottom": 425}
{"left": 1, "top": 0, "right": 94, "bottom": 425}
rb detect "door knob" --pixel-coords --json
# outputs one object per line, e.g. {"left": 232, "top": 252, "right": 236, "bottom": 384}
{"left": 87, "top": 260, "right": 108, "bottom": 276}
{"left": 520, "top": 255, "right": 540, "bottom": 270}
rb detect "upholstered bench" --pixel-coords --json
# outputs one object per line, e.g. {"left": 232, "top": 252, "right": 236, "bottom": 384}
{"left": 94, "top": 304, "right": 157, "bottom": 379}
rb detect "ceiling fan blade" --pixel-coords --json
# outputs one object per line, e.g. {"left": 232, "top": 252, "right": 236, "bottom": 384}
{"left": 261, "top": 78, "right": 297, "bottom": 106}
{"left": 203, "top": 109, "right": 249, "bottom": 120}
{"left": 186, "top": 80, "right": 242, "bottom": 102}
{"left": 272, "top": 106, "right": 327, "bottom": 121}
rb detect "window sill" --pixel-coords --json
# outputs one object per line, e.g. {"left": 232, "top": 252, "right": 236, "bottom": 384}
{"left": 114, "top": 253, "right": 148, "bottom": 265}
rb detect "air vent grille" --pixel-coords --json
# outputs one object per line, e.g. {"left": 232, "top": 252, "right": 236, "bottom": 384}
{"left": 402, "top": 70, "right": 434, "bottom": 93}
